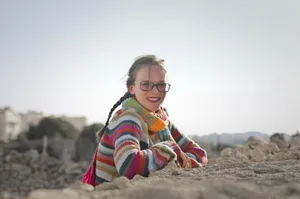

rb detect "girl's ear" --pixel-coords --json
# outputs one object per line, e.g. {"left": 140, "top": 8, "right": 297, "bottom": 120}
{"left": 128, "top": 85, "right": 135, "bottom": 95}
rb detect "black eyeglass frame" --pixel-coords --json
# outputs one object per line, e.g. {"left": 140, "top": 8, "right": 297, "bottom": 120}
{"left": 134, "top": 81, "right": 171, "bottom": 93}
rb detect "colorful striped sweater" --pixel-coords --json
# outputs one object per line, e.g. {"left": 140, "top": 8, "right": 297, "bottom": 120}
{"left": 95, "top": 106, "right": 207, "bottom": 184}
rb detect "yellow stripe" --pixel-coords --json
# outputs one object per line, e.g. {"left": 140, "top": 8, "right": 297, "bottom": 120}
{"left": 96, "top": 164, "right": 119, "bottom": 176}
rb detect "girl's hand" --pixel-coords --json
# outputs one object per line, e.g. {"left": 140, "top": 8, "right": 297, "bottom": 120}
{"left": 200, "top": 157, "right": 208, "bottom": 166}
{"left": 178, "top": 152, "right": 189, "bottom": 168}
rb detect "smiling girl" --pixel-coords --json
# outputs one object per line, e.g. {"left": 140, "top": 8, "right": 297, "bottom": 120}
{"left": 83, "top": 55, "right": 208, "bottom": 186}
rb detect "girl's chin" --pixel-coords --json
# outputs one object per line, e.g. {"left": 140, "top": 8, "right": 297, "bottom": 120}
{"left": 145, "top": 105, "right": 160, "bottom": 112}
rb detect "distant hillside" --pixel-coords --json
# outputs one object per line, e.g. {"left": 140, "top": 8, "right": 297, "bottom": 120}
{"left": 190, "top": 131, "right": 270, "bottom": 145}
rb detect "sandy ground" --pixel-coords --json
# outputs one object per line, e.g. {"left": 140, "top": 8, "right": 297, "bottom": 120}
{"left": 2, "top": 135, "right": 300, "bottom": 199}
{"left": 25, "top": 158, "right": 300, "bottom": 199}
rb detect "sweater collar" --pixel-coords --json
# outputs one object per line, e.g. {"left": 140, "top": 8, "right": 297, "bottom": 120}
{"left": 122, "top": 97, "right": 168, "bottom": 132}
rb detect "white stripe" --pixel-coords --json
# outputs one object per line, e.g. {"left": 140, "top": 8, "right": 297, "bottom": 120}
{"left": 115, "top": 148, "right": 137, "bottom": 171}
{"left": 186, "top": 152, "right": 197, "bottom": 160}
{"left": 97, "top": 161, "right": 116, "bottom": 172}
{"left": 145, "top": 149, "right": 156, "bottom": 172}
{"left": 107, "top": 114, "right": 142, "bottom": 130}
{"left": 99, "top": 144, "right": 114, "bottom": 155}
{"left": 96, "top": 169, "right": 114, "bottom": 182}
{"left": 140, "top": 130, "right": 150, "bottom": 143}
{"left": 177, "top": 137, "right": 188, "bottom": 148}
{"left": 115, "top": 134, "right": 139, "bottom": 147}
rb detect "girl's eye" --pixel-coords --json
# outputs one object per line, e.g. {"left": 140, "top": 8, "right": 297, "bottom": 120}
{"left": 157, "top": 83, "right": 166, "bottom": 87}
{"left": 141, "top": 82, "right": 150, "bottom": 86}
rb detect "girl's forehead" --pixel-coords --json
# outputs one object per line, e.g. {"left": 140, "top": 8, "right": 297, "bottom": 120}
{"left": 135, "top": 65, "right": 166, "bottom": 80}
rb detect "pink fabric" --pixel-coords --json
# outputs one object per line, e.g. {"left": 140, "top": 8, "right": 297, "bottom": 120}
{"left": 82, "top": 148, "right": 98, "bottom": 187}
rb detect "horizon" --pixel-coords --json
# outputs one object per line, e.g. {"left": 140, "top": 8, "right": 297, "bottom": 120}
{"left": 1, "top": 104, "right": 298, "bottom": 137}
{"left": 1, "top": 1, "right": 299, "bottom": 136}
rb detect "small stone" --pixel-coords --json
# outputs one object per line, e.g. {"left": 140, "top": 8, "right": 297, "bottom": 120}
{"left": 24, "top": 149, "right": 40, "bottom": 161}
{"left": 220, "top": 148, "right": 233, "bottom": 158}
{"left": 250, "top": 148, "right": 265, "bottom": 162}
{"left": 274, "top": 152, "right": 290, "bottom": 161}
{"left": 113, "top": 176, "right": 134, "bottom": 189}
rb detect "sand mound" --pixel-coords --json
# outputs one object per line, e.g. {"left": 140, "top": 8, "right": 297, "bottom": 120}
{"left": 26, "top": 159, "right": 300, "bottom": 199}
{"left": 1, "top": 135, "right": 300, "bottom": 199}
{"left": 26, "top": 135, "right": 300, "bottom": 199}
{"left": 219, "top": 136, "right": 300, "bottom": 163}
{"left": 0, "top": 149, "right": 86, "bottom": 197}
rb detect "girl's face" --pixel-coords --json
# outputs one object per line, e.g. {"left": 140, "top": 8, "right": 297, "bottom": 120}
{"left": 128, "top": 65, "right": 169, "bottom": 112}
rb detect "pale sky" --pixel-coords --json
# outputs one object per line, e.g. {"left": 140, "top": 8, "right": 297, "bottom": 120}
{"left": 1, "top": 0, "right": 299, "bottom": 136}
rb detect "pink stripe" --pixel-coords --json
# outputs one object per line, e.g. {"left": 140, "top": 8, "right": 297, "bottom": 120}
{"left": 181, "top": 141, "right": 192, "bottom": 151}
{"left": 112, "top": 123, "right": 142, "bottom": 142}
{"left": 152, "top": 149, "right": 164, "bottom": 167}
{"left": 187, "top": 148, "right": 206, "bottom": 160}
{"left": 102, "top": 133, "right": 114, "bottom": 144}
{"left": 98, "top": 152, "right": 113, "bottom": 161}
{"left": 125, "top": 151, "right": 141, "bottom": 179}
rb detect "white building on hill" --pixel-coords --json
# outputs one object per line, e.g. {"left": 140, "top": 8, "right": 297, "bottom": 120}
{"left": 0, "top": 107, "right": 21, "bottom": 143}
{"left": 0, "top": 106, "right": 88, "bottom": 142}
{"left": 60, "top": 116, "right": 87, "bottom": 132}
{"left": 19, "top": 110, "right": 45, "bottom": 133}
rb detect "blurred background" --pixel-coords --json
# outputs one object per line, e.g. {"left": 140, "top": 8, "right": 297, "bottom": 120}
{"left": 0, "top": 0, "right": 299, "bottom": 197}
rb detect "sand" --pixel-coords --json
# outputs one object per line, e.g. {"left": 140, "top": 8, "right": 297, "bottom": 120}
{"left": 25, "top": 158, "right": 300, "bottom": 199}
{"left": 2, "top": 135, "right": 300, "bottom": 199}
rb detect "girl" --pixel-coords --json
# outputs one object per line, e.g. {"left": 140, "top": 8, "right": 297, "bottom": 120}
{"left": 83, "top": 55, "right": 208, "bottom": 186}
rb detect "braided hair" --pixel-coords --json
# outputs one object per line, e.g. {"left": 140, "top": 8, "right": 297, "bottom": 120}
{"left": 96, "top": 92, "right": 132, "bottom": 142}
{"left": 96, "top": 55, "right": 166, "bottom": 142}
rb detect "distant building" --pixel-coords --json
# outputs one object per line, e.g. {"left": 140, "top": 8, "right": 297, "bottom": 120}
{"left": 60, "top": 116, "right": 87, "bottom": 132}
{"left": 0, "top": 106, "right": 88, "bottom": 142}
{"left": 19, "top": 110, "right": 45, "bottom": 133}
{"left": 0, "top": 107, "right": 21, "bottom": 143}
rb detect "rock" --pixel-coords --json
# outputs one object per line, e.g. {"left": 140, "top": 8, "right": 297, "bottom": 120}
{"left": 287, "top": 151, "right": 300, "bottom": 160}
{"left": 289, "top": 144, "right": 300, "bottom": 151}
{"left": 24, "top": 149, "right": 40, "bottom": 161}
{"left": 1, "top": 191, "right": 12, "bottom": 199}
{"left": 250, "top": 148, "right": 265, "bottom": 162}
{"left": 95, "top": 181, "right": 118, "bottom": 191}
{"left": 290, "top": 133, "right": 300, "bottom": 143}
{"left": 291, "top": 150, "right": 300, "bottom": 160}
{"left": 265, "top": 143, "right": 279, "bottom": 154}
{"left": 244, "top": 136, "right": 267, "bottom": 147}
{"left": 11, "top": 163, "right": 32, "bottom": 175}
{"left": 0, "top": 144, "right": 4, "bottom": 158}
{"left": 64, "top": 162, "right": 82, "bottom": 175}
{"left": 113, "top": 176, "right": 134, "bottom": 189}
{"left": 274, "top": 152, "right": 291, "bottom": 161}
{"left": 265, "top": 154, "right": 276, "bottom": 161}
{"left": 233, "top": 150, "right": 250, "bottom": 162}
{"left": 244, "top": 136, "right": 271, "bottom": 155}
{"left": 234, "top": 146, "right": 251, "bottom": 159}
{"left": 132, "top": 174, "right": 147, "bottom": 181}
{"left": 0, "top": 148, "right": 85, "bottom": 197}
{"left": 270, "top": 134, "right": 289, "bottom": 149}
{"left": 220, "top": 148, "right": 233, "bottom": 157}
{"left": 5, "top": 150, "right": 23, "bottom": 163}
{"left": 67, "top": 181, "right": 95, "bottom": 192}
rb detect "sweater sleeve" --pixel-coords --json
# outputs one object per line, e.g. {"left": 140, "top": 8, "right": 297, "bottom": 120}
{"left": 112, "top": 115, "right": 180, "bottom": 179}
{"left": 168, "top": 121, "right": 208, "bottom": 166}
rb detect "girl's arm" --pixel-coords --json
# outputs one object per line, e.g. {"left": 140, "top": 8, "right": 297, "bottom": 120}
{"left": 168, "top": 121, "right": 208, "bottom": 166}
{"left": 112, "top": 116, "right": 183, "bottom": 179}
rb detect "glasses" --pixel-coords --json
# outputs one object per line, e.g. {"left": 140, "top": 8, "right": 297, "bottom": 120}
{"left": 135, "top": 81, "right": 171, "bottom": 93}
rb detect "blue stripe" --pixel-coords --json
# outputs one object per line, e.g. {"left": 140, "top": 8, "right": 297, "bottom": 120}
{"left": 100, "top": 140, "right": 114, "bottom": 149}
{"left": 118, "top": 153, "right": 134, "bottom": 176}
{"left": 143, "top": 150, "right": 150, "bottom": 176}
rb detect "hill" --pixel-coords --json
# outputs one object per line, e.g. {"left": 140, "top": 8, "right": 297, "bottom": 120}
{"left": 190, "top": 131, "right": 270, "bottom": 145}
